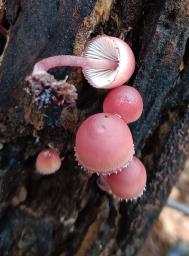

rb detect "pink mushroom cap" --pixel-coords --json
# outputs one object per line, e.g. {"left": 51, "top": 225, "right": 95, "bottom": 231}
{"left": 35, "top": 149, "right": 61, "bottom": 175}
{"left": 103, "top": 85, "right": 143, "bottom": 123}
{"left": 105, "top": 156, "right": 147, "bottom": 200}
{"left": 82, "top": 35, "right": 135, "bottom": 89}
{"left": 75, "top": 113, "right": 134, "bottom": 175}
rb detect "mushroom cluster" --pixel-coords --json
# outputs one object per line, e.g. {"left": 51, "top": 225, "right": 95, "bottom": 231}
{"left": 32, "top": 35, "right": 146, "bottom": 201}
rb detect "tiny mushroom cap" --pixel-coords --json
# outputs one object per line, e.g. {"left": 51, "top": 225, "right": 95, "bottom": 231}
{"left": 104, "top": 156, "right": 147, "bottom": 200}
{"left": 75, "top": 113, "right": 134, "bottom": 175}
{"left": 103, "top": 85, "right": 143, "bottom": 123}
{"left": 82, "top": 35, "right": 135, "bottom": 89}
{"left": 36, "top": 148, "right": 61, "bottom": 175}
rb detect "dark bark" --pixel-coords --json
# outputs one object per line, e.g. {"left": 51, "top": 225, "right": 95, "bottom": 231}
{"left": 0, "top": 0, "right": 189, "bottom": 255}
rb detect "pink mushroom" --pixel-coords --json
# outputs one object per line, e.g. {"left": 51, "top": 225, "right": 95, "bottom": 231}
{"left": 75, "top": 113, "right": 134, "bottom": 175}
{"left": 35, "top": 148, "right": 61, "bottom": 175}
{"left": 99, "top": 156, "right": 147, "bottom": 201}
{"left": 32, "top": 35, "right": 135, "bottom": 89}
{"left": 103, "top": 85, "right": 143, "bottom": 123}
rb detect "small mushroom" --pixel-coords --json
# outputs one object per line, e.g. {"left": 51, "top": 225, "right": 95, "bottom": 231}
{"left": 103, "top": 85, "right": 143, "bottom": 123}
{"left": 32, "top": 35, "right": 135, "bottom": 89}
{"left": 35, "top": 148, "right": 61, "bottom": 175}
{"left": 98, "top": 156, "right": 147, "bottom": 201}
{"left": 75, "top": 113, "right": 134, "bottom": 175}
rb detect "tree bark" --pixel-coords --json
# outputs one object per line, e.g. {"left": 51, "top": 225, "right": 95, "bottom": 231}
{"left": 0, "top": 0, "right": 189, "bottom": 255}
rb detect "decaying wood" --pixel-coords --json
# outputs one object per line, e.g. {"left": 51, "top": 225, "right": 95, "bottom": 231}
{"left": 0, "top": 0, "right": 189, "bottom": 255}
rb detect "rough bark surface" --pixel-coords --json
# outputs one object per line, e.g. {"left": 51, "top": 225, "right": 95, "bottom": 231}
{"left": 0, "top": 0, "right": 189, "bottom": 255}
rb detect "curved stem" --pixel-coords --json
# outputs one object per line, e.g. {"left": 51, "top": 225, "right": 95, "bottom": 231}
{"left": 32, "top": 55, "right": 118, "bottom": 75}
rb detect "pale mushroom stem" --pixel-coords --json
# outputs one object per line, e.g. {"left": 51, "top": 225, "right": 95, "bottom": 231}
{"left": 32, "top": 55, "right": 118, "bottom": 75}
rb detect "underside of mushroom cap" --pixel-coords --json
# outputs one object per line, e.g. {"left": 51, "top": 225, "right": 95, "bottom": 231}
{"left": 82, "top": 35, "right": 135, "bottom": 89}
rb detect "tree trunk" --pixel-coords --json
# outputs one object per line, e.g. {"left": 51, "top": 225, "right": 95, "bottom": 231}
{"left": 0, "top": 0, "right": 189, "bottom": 255}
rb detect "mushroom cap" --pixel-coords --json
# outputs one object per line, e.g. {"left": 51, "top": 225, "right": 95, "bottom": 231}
{"left": 36, "top": 149, "right": 61, "bottom": 175}
{"left": 75, "top": 113, "right": 134, "bottom": 175}
{"left": 106, "top": 156, "right": 147, "bottom": 200}
{"left": 103, "top": 85, "right": 143, "bottom": 123}
{"left": 82, "top": 35, "right": 135, "bottom": 89}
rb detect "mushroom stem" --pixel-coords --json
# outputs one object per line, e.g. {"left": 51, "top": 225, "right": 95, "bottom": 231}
{"left": 32, "top": 55, "right": 118, "bottom": 75}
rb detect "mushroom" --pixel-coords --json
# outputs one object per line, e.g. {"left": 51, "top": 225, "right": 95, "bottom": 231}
{"left": 32, "top": 35, "right": 135, "bottom": 89}
{"left": 103, "top": 85, "right": 143, "bottom": 123}
{"left": 98, "top": 156, "right": 147, "bottom": 201}
{"left": 75, "top": 113, "right": 134, "bottom": 175}
{"left": 35, "top": 148, "right": 61, "bottom": 175}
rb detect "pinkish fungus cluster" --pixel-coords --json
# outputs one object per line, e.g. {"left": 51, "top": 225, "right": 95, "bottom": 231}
{"left": 32, "top": 35, "right": 146, "bottom": 201}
